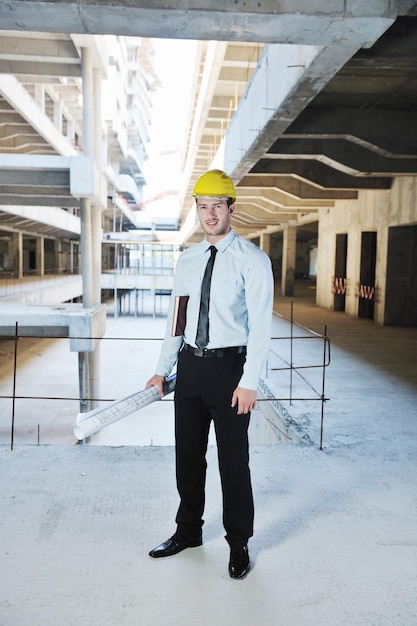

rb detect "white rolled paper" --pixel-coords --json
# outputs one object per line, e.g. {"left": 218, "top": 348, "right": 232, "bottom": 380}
{"left": 73, "top": 374, "right": 176, "bottom": 440}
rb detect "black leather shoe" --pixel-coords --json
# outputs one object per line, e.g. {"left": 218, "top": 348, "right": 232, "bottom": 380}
{"left": 229, "top": 545, "right": 250, "bottom": 579}
{"left": 149, "top": 533, "right": 202, "bottom": 558}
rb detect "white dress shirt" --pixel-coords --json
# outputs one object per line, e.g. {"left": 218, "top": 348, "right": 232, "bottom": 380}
{"left": 156, "top": 229, "right": 274, "bottom": 390}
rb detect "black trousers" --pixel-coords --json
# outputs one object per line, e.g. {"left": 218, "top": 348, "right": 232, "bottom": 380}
{"left": 174, "top": 348, "right": 254, "bottom": 547}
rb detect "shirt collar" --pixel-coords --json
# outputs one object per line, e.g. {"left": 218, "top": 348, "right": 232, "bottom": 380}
{"left": 202, "top": 229, "right": 236, "bottom": 254}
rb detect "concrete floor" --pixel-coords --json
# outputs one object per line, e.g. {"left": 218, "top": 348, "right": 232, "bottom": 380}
{"left": 0, "top": 284, "right": 416, "bottom": 625}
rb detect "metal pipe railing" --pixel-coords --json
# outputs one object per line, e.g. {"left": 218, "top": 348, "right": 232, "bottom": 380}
{"left": 2, "top": 304, "right": 330, "bottom": 450}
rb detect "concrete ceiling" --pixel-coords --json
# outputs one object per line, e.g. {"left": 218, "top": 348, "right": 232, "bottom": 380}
{"left": 231, "top": 15, "right": 417, "bottom": 241}
{"left": 0, "top": 32, "right": 83, "bottom": 238}
{"left": 181, "top": 11, "right": 417, "bottom": 244}
{"left": 0, "top": 1, "right": 417, "bottom": 243}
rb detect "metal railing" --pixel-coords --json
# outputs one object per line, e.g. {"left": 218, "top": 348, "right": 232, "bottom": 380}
{"left": 0, "top": 304, "right": 330, "bottom": 450}
{"left": 269, "top": 302, "right": 330, "bottom": 449}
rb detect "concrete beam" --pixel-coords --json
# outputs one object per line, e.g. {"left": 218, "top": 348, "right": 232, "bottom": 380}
{"left": 0, "top": 75, "right": 77, "bottom": 157}
{"left": 0, "top": 170, "right": 70, "bottom": 187}
{"left": 0, "top": 1, "right": 396, "bottom": 45}
{"left": 210, "top": 95, "right": 236, "bottom": 111}
{"left": 232, "top": 214, "right": 297, "bottom": 227}
{"left": 0, "top": 130, "right": 44, "bottom": 143}
{"left": 0, "top": 194, "right": 80, "bottom": 207}
{"left": 0, "top": 154, "right": 71, "bottom": 170}
{"left": 238, "top": 175, "right": 358, "bottom": 200}
{"left": 224, "top": 44, "right": 263, "bottom": 65}
{"left": 0, "top": 205, "right": 80, "bottom": 234}
{"left": 398, "top": 1, "right": 417, "bottom": 16}
{"left": 0, "top": 124, "right": 40, "bottom": 140}
{"left": 267, "top": 138, "right": 417, "bottom": 175}
{"left": 235, "top": 204, "right": 318, "bottom": 221}
{"left": 0, "top": 60, "right": 81, "bottom": 77}
{"left": 0, "top": 186, "right": 71, "bottom": 197}
{"left": 285, "top": 107, "right": 417, "bottom": 156}
{"left": 250, "top": 159, "right": 392, "bottom": 189}
{"left": 237, "top": 189, "right": 334, "bottom": 209}
{"left": 0, "top": 111, "right": 24, "bottom": 124}
{"left": 0, "top": 34, "right": 78, "bottom": 61}
{"left": 225, "top": 44, "right": 371, "bottom": 182}
{"left": 0, "top": 302, "right": 106, "bottom": 352}
{"left": 0, "top": 154, "right": 106, "bottom": 207}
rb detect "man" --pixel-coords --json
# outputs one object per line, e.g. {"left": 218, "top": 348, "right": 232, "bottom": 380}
{"left": 146, "top": 169, "right": 273, "bottom": 579}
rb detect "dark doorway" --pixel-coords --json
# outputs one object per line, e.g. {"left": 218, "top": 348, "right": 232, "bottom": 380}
{"left": 334, "top": 233, "right": 347, "bottom": 312}
{"left": 28, "top": 249, "right": 36, "bottom": 271}
{"left": 384, "top": 225, "right": 417, "bottom": 326}
{"left": 358, "top": 231, "right": 377, "bottom": 320}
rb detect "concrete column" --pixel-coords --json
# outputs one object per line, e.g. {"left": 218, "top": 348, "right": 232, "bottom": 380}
{"left": 36, "top": 236, "right": 44, "bottom": 277}
{"left": 66, "top": 119, "right": 75, "bottom": 145}
{"left": 80, "top": 46, "right": 95, "bottom": 309}
{"left": 69, "top": 240, "right": 75, "bottom": 274}
{"left": 89, "top": 67, "right": 105, "bottom": 409}
{"left": 78, "top": 351, "right": 91, "bottom": 413}
{"left": 34, "top": 84, "right": 45, "bottom": 111}
{"left": 81, "top": 47, "right": 94, "bottom": 158}
{"left": 80, "top": 198, "right": 94, "bottom": 307}
{"left": 79, "top": 197, "right": 96, "bottom": 414}
{"left": 92, "top": 67, "right": 104, "bottom": 306}
{"left": 93, "top": 67, "right": 103, "bottom": 169}
{"left": 53, "top": 100, "right": 63, "bottom": 133}
{"left": 281, "top": 225, "right": 297, "bottom": 297}
{"left": 56, "top": 239, "right": 63, "bottom": 273}
{"left": 260, "top": 232, "right": 271, "bottom": 256}
{"left": 11, "top": 232, "right": 23, "bottom": 278}
{"left": 79, "top": 47, "right": 104, "bottom": 413}
{"left": 91, "top": 206, "right": 102, "bottom": 305}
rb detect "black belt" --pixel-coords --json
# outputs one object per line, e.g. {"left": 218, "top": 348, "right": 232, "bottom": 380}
{"left": 183, "top": 343, "right": 246, "bottom": 358}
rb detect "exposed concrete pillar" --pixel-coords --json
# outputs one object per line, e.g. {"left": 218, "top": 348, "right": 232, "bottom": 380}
{"left": 34, "top": 84, "right": 45, "bottom": 111}
{"left": 91, "top": 206, "right": 102, "bottom": 305}
{"left": 69, "top": 240, "right": 75, "bottom": 274}
{"left": 89, "top": 209, "right": 103, "bottom": 409}
{"left": 56, "top": 239, "right": 63, "bottom": 273}
{"left": 281, "top": 225, "right": 297, "bottom": 297}
{"left": 80, "top": 46, "right": 96, "bottom": 309}
{"left": 66, "top": 119, "right": 75, "bottom": 145}
{"left": 80, "top": 47, "right": 102, "bottom": 308}
{"left": 260, "top": 233, "right": 275, "bottom": 294}
{"left": 79, "top": 47, "right": 104, "bottom": 414}
{"left": 79, "top": 197, "right": 96, "bottom": 414}
{"left": 81, "top": 47, "right": 94, "bottom": 158}
{"left": 78, "top": 351, "right": 92, "bottom": 413}
{"left": 79, "top": 47, "right": 95, "bottom": 410}
{"left": 53, "top": 100, "right": 63, "bottom": 133}
{"left": 36, "top": 236, "right": 44, "bottom": 276}
{"left": 11, "top": 232, "right": 23, "bottom": 279}
{"left": 80, "top": 198, "right": 94, "bottom": 307}
{"left": 93, "top": 67, "right": 103, "bottom": 169}
{"left": 92, "top": 67, "right": 104, "bottom": 306}
{"left": 260, "top": 232, "right": 271, "bottom": 256}
{"left": 88, "top": 66, "right": 105, "bottom": 408}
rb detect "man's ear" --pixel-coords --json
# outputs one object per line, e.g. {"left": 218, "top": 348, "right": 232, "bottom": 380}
{"left": 229, "top": 203, "right": 235, "bottom": 214}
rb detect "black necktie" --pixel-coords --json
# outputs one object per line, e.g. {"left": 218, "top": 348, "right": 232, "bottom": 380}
{"left": 195, "top": 245, "right": 217, "bottom": 349}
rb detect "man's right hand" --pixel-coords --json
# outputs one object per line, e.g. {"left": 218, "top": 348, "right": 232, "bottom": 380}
{"left": 145, "top": 374, "right": 165, "bottom": 397}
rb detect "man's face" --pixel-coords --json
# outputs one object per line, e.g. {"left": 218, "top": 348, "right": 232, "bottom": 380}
{"left": 196, "top": 198, "right": 234, "bottom": 243}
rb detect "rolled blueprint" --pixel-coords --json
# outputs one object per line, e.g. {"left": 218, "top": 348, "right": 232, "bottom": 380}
{"left": 73, "top": 374, "right": 176, "bottom": 440}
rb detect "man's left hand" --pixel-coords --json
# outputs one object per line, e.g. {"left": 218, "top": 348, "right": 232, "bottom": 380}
{"left": 231, "top": 387, "right": 257, "bottom": 415}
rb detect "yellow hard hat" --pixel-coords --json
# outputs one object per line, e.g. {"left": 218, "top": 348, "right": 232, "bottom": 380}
{"left": 192, "top": 169, "right": 236, "bottom": 200}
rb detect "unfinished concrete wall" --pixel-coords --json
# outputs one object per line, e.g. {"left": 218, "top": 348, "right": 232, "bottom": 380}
{"left": 316, "top": 176, "right": 417, "bottom": 325}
